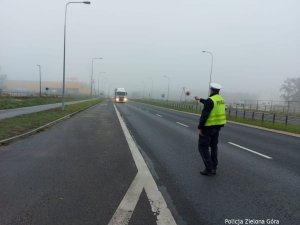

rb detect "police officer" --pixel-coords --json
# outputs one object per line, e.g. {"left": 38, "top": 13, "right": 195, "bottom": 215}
{"left": 195, "top": 83, "right": 226, "bottom": 176}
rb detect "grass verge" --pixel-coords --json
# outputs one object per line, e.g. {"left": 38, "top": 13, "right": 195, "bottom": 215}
{"left": 0, "top": 96, "right": 90, "bottom": 110}
{"left": 0, "top": 99, "right": 102, "bottom": 141}
{"left": 227, "top": 116, "right": 300, "bottom": 134}
{"left": 133, "top": 99, "right": 300, "bottom": 135}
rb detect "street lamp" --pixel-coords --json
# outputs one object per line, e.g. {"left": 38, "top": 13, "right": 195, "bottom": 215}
{"left": 180, "top": 86, "right": 186, "bottom": 102}
{"left": 107, "top": 83, "right": 111, "bottom": 98}
{"left": 202, "top": 50, "right": 214, "bottom": 96}
{"left": 62, "top": 1, "right": 91, "bottom": 110}
{"left": 163, "top": 75, "right": 170, "bottom": 102}
{"left": 91, "top": 57, "right": 102, "bottom": 97}
{"left": 98, "top": 72, "right": 106, "bottom": 96}
{"left": 140, "top": 81, "right": 146, "bottom": 98}
{"left": 36, "top": 65, "right": 42, "bottom": 97}
{"left": 101, "top": 77, "right": 108, "bottom": 96}
{"left": 148, "top": 77, "right": 154, "bottom": 99}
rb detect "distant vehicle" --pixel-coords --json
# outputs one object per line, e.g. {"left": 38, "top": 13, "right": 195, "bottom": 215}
{"left": 114, "top": 88, "right": 128, "bottom": 103}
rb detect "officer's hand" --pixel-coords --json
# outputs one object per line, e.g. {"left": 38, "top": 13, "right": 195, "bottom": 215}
{"left": 198, "top": 129, "right": 204, "bottom": 136}
{"left": 194, "top": 96, "right": 200, "bottom": 101}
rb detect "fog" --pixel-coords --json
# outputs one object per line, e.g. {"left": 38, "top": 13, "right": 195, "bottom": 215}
{"left": 1, "top": 0, "right": 299, "bottom": 101}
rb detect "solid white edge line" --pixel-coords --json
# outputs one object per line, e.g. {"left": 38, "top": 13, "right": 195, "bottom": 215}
{"left": 176, "top": 122, "right": 189, "bottom": 127}
{"left": 156, "top": 114, "right": 162, "bottom": 117}
{"left": 228, "top": 142, "right": 272, "bottom": 159}
{"left": 108, "top": 173, "right": 144, "bottom": 225}
{"left": 113, "top": 104, "right": 177, "bottom": 225}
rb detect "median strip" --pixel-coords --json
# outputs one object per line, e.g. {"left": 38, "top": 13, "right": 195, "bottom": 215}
{"left": 0, "top": 99, "right": 102, "bottom": 145}
{"left": 228, "top": 142, "right": 272, "bottom": 159}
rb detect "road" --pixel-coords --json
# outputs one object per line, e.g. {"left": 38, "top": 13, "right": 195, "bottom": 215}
{"left": 0, "top": 99, "right": 97, "bottom": 120}
{"left": 115, "top": 101, "right": 300, "bottom": 225}
{"left": 0, "top": 101, "right": 159, "bottom": 225}
{"left": 0, "top": 100, "right": 299, "bottom": 225}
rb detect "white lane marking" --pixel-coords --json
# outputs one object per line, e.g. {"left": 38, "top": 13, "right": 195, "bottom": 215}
{"left": 108, "top": 173, "right": 144, "bottom": 225}
{"left": 228, "top": 142, "right": 273, "bottom": 160}
{"left": 111, "top": 105, "right": 177, "bottom": 225}
{"left": 176, "top": 122, "right": 189, "bottom": 127}
{"left": 156, "top": 114, "right": 163, "bottom": 117}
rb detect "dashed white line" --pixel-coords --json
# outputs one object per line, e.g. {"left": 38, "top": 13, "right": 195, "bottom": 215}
{"left": 156, "top": 114, "right": 163, "bottom": 117}
{"left": 228, "top": 142, "right": 272, "bottom": 160}
{"left": 176, "top": 122, "right": 189, "bottom": 127}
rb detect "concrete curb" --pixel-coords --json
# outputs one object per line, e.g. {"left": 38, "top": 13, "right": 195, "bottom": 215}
{"left": 0, "top": 103, "right": 100, "bottom": 145}
{"left": 132, "top": 101, "right": 300, "bottom": 138}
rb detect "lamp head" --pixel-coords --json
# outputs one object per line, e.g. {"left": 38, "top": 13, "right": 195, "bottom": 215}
{"left": 83, "top": 1, "right": 91, "bottom": 4}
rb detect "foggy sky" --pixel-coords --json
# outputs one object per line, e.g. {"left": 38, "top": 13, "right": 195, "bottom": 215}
{"left": 1, "top": 0, "right": 300, "bottom": 100}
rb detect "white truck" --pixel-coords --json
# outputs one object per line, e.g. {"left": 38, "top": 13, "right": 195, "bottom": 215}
{"left": 114, "top": 88, "right": 128, "bottom": 103}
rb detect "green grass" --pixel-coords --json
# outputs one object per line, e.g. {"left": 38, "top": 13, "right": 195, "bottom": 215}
{"left": 227, "top": 115, "right": 300, "bottom": 134}
{"left": 133, "top": 99, "right": 300, "bottom": 135}
{"left": 0, "top": 99, "right": 102, "bottom": 141}
{"left": 0, "top": 96, "right": 90, "bottom": 110}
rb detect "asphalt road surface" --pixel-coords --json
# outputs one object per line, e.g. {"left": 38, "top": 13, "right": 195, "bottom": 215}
{"left": 0, "top": 100, "right": 299, "bottom": 225}
{"left": 115, "top": 101, "right": 300, "bottom": 225}
{"left": 0, "top": 101, "right": 158, "bottom": 225}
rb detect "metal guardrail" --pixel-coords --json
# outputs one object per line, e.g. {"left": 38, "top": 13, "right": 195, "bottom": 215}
{"left": 227, "top": 100, "right": 300, "bottom": 114}
{"left": 227, "top": 108, "right": 300, "bottom": 126}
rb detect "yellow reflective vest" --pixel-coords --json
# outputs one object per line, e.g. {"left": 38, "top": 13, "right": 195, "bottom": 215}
{"left": 205, "top": 94, "right": 226, "bottom": 126}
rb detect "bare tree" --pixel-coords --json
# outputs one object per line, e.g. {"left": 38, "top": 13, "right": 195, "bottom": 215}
{"left": 280, "top": 77, "right": 300, "bottom": 101}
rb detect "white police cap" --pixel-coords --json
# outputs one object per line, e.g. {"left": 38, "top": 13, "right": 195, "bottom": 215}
{"left": 210, "top": 83, "right": 222, "bottom": 90}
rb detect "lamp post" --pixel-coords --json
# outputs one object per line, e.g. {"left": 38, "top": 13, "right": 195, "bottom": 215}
{"left": 180, "top": 86, "right": 185, "bottom": 103}
{"left": 107, "top": 83, "right": 111, "bottom": 98}
{"left": 140, "top": 81, "right": 146, "bottom": 98}
{"left": 98, "top": 72, "right": 105, "bottom": 96}
{"left": 36, "top": 65, "right": 42, "bottom": 97}
{"left": 62, "top": 1, "right": 91, "bottom": 110}
{"left": 148, "top": 77, "right": 153, "bottom": 99}
{"left": 163, "top": 75, "right": 170, "bottom": 102}
{"left": 101, "top": 77, "right": 108, "bottom": 96}
{"left": 202, "top": 50, "right": 213, "bottom": 96}
{"left": 91, "top": 57, "right": 102, "bottom": 97}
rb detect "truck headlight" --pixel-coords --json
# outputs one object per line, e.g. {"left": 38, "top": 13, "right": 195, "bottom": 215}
{"left": 116, "top": 98, "right": 119, "bottom": 102}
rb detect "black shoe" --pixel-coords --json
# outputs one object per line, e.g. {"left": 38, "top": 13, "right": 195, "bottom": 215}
{"left": 200, "top": 169, "right": 214, "bottom": 176}
{"left": 211, "top": 169, "right": 216, "bottom": 175}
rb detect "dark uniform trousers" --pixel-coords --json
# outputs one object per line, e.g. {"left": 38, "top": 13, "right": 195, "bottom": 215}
{"left": 198, "top": 127, "right": 221, "bottom": 170}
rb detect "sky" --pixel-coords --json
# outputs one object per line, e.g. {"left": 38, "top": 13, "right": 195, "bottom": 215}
{"left": 0, "top": 0, "right": 300, "bottom": 100}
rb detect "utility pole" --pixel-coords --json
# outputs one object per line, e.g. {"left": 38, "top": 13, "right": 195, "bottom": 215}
{"left": 37, "top": 65, "right": 42, "bottom": 97}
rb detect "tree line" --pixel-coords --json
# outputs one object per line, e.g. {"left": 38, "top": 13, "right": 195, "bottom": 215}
{"left": 280, "top": 77, "right": 300, "bottom": 102}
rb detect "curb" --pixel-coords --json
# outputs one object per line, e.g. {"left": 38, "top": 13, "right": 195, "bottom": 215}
{"left": 0, "top": 102, "right": 100, "bottom": 146}
{"left": 132, "top": 101, "right": 300, "bottom": 138}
